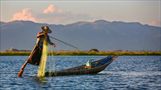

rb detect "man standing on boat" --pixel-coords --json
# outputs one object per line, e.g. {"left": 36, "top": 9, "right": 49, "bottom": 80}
{"left": 18, "top": 26, "right": 56, "bottom": 77}
{"left": 27, "top": 26, "right": 56, "bottom": 65}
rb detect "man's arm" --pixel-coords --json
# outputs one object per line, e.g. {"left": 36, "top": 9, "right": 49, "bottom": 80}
{"left": 37, "top": 32, "right": 44, "bottom": 38}
{"left": 47, "top": 35, "right": 56, "bottom": 47}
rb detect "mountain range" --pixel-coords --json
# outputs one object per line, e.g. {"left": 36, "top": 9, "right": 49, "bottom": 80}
{"left": 0, "top": 20, "right": 161, "bottom": 51}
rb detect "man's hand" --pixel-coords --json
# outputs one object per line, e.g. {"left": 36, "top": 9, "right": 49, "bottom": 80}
{"left": 51, "top": 43, "right": 56, "bottom": 47}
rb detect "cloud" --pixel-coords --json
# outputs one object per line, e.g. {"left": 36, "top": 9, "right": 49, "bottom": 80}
{"left": 43, "top": 4, "right": 62, "bottom": 14}
{"left": 11, "top": 8, "right": 37, "bottom": 22}
{"left": 39, "top": 5, "right": 93, "bottom": 24}
{"left": 10, "top": 5, "right": 93, "bottom": 24}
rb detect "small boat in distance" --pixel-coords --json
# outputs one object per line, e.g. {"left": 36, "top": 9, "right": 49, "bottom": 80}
{"left": 45, "top": 56, "right": 117, "bottom": 77}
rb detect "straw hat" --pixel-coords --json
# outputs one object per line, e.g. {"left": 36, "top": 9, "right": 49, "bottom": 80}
{"left": 41, "top": 26, "right": 52, "bottom": 33}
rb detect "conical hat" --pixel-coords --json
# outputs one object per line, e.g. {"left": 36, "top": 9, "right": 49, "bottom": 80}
{"left": 41, "top": 26, "right": 52, "bottom": 33}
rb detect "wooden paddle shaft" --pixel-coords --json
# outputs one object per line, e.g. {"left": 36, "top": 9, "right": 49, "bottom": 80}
{"left": 18, "top": 60, "right": 28, "bottom": 77}
{"left": 17, "top": 44, "right": 38, "bottom": 77}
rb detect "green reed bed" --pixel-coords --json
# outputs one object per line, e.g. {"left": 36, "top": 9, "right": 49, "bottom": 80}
{"left": 0, "top": 51, "right": 161, "bottom": 56}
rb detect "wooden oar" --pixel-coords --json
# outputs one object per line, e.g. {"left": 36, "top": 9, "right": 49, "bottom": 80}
{"left": 17, "top": 60, "right": 28, "bottom": 77}
{"left": 17, "top": 44, "right": 38, "bottom": 77}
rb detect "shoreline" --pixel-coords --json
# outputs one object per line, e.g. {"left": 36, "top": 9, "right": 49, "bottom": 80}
{"left": 0, "top": 51, "right": 161, "bottom": 56}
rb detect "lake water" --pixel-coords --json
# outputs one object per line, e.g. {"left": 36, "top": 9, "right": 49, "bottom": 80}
{"left": 0, "top": 56, "right": 161, "bottom": 90}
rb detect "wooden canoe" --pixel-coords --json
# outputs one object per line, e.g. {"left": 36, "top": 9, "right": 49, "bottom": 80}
{"left": 45, "top": 56, "right": 117, "bottom": 77}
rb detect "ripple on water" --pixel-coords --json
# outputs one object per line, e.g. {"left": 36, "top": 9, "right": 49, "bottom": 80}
{"left": 0, "top": 56, "right": 161, "bottom": 89}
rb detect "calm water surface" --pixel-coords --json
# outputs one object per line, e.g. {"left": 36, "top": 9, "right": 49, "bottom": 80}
{"left": 0, "top": 56, "right": 161, "bottom": 90}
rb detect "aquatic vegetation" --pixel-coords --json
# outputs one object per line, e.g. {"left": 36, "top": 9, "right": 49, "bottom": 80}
{"left": 0, "top": 50, "right": 160, "bottom": 56}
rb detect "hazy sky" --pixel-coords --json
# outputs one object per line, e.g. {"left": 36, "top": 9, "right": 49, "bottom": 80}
{"left": 0, "top": 0, "right": 161, "bottom": 26}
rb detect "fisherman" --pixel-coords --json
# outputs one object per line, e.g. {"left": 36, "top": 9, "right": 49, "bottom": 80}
{"left": 27, "top": 26, "right": 56, "bottom": 65}
{"left": 18, "top": 26, "right": 56, "bottom": 77}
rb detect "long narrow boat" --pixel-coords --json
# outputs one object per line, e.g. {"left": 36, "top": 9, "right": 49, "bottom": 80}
{"left": 45, "top": 56, "right": 117, "bottom": 77}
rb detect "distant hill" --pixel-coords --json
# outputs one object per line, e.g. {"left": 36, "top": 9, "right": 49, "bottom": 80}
{"left": 0, "top": 20, "right": 161, "bottom": 51}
